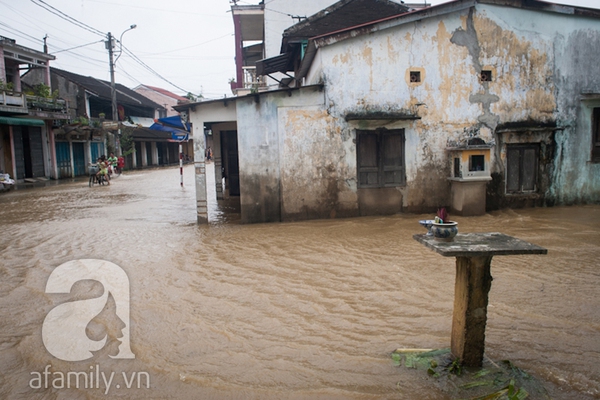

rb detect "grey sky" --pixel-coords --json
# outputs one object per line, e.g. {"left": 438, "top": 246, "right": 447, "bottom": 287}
{"left": 1, "top": 0, "right": 598, "bottom": 100}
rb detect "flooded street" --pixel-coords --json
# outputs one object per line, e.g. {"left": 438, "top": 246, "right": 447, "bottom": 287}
{"left": 0, "top": 164, "right": 599, "bottom": 399}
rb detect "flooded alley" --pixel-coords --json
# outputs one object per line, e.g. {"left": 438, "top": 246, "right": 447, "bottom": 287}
{"left": 0, "top": 164, "right": 598, "bottom": 399}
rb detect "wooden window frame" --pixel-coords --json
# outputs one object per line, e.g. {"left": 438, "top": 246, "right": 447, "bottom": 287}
{"left": 357, "top": 129, "right": 406, "bottom": 188}
{"left": 506, "top": 144, "right": 539, "bottom": 194}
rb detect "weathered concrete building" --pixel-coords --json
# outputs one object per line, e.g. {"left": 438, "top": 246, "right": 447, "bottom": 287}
{"left": 178, "top": 0, "right": 600, "bottom": 224}
{"left": 229, "top": 0, "right": 342, "bottom": 95}
{"left": 0, "top": 36, "right": 68, "bottom": 183}
{"left": 22, "top": 67, "right": 183, "bottom": 177}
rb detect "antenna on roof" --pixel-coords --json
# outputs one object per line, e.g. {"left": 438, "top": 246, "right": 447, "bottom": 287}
{"left": 43, "top": 34, "right": 48, "bottom": 53}
{"left": 290, "top": 15, "right": 306, "bottom": 23}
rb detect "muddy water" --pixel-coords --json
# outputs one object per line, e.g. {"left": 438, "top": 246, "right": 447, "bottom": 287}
{"left": 0, "top": 164, "right": 598, "bottom": 399}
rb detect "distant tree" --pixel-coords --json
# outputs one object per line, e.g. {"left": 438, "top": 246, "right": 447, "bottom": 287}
{"left": 120, "top": 126, "right": 135, "bottom": 157}
{"left": 185, "top": 92, "right": 203, "bottom": 102}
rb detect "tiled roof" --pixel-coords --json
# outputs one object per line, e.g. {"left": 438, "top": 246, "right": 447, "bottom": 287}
{"left": 51, "top": 67, "right": 163, "bottom": 110}
{"left": 140, "top": 85, "right": 189, "bottom": 102}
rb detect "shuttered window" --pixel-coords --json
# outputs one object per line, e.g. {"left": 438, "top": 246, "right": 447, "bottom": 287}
{"left": 357, "top": 129, "right": 405, "bottom": 188}
{"left": 506, "top": 144, "right": 538, "bottom": 194}
{"left": 592, "top": 107, "right": 600, "bottom": 163}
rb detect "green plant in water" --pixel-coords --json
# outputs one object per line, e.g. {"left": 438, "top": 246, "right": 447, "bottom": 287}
{"left": 391, "top": 350, "right": 541, "bottom": 400}
{"left": 447, "top": 357, "right": 462, "bottom": 376}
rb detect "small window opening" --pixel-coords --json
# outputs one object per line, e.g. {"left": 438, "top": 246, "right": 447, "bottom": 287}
{"left": 409, "top": 71, "right": 421, "bottom": 83}
{"left": 592, "top": 107, "right": 600, "bottom": 162}
{"left": 480, "top": 70, "right": 493, "bottom": 82}
{"left": 469, "top": 155, "right": 485, "bottom": 172}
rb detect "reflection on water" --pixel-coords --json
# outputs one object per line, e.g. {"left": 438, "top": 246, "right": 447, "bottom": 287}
{"left": 0, "top": 164, "right": 598, "bottom": 399}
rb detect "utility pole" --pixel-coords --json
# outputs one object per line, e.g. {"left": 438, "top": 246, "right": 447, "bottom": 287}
{"left": 106, "top": 32, "right": 117, "bottom": 122}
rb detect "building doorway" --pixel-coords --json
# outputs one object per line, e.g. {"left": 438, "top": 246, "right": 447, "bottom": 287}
{"left": 221, "top": 130, "right": 240, "bottom": 196}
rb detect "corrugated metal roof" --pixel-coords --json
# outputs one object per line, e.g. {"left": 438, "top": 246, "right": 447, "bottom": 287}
{"left": 281, "top": 0, "right": 409, "bottom": 51}
{"left": 256, "top": 53, "right": 292, "bottom": 76}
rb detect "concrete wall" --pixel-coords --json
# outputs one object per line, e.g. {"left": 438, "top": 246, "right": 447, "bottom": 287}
{"left": 304, "top": 3, "right": 600, "bottom": 211}
{"left": 188, "top": 100, "right": 237, "bottom": 223}
{"left": 190, "top": 2, "right": 600, "bottom": 224}
{"left": 236, "top": 87, "right": 343, "bottom": 222}
{"left": 550, "top": 12, "right": 600, "bottom": 205}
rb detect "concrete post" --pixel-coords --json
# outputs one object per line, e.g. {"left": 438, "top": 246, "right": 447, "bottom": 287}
{"left": 0, "top": 46, "right": 5, "bottom": 83}
{"left": 193, "top": 124, "right": 207, "bottom": 224}
{"left": 451, "top": 255, "right": 493, "bottom": 367}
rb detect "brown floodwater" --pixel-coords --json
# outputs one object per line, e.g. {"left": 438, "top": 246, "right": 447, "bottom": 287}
{"left": 0, "top": 164, "right": 598, "bottom": 399}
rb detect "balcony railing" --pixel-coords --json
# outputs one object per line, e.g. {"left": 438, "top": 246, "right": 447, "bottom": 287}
{"left": 0, "top": 90, "right": 27, "bottom": 113}
{"left": 243, "top": 66, "right": 266, "bottom": 90}
{"left": 0, "top": 90, "right": 69, "bottom": 118}
{"left": 26, "top": 95, "right": 67, "bottom": 112}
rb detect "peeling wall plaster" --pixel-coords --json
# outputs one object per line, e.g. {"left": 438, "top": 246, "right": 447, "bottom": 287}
{"left": 213, "top": 3, "right": 600, "bottom": 223}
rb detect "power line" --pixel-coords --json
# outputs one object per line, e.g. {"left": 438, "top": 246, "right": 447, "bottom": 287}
{"left": 0, "top": 21, "right": 43, "bottom": 43}
{"left": 120, "top": 44, "right": 194, "bottom": 96}
{"left": 12, "top": 0, "right": 210, "bottom": 98}
{"left": 53, "top": 40, "right": 104, "bottom": 54}
{"left": 142, "top": 33, "right": 233, "bottom": 56}
{"left": 30, "top": 0, "right": 105, "bottom": 37}
{"left": 84, "top": 0, "right": 228, "bottom": 17}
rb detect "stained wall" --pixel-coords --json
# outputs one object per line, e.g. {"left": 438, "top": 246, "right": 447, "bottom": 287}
{"left": 304, "top": 3, "right": 600, "bottom": 212}
{"left": 194, "top": 2, "right": 600, "bottom": 224}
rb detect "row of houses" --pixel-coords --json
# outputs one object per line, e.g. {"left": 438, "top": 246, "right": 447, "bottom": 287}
{"left": 175, "top": 0, "right": 600, "bottom": 224}
{"left": 0, "top": 35, "right": 193, "bottom": 185}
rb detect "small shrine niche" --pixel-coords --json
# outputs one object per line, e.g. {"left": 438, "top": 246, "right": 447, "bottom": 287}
{"left": 446, "top": 137, "right": 494, "bottom": 216}
{"left": 447, "top": 138, "right": 492, "bottom": 181}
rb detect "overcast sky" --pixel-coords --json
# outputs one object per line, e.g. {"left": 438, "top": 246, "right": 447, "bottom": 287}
{"left": 1, "top": 0, "right": 598, "bottom": 101}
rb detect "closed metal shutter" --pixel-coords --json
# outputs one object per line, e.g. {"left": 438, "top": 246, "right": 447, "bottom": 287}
{"left": 28, "top": 127, "right": 44, "bottom": 178}
{"left": 55, "top": 142, "right": 72, "bottom": 178}
{"left": 72, "top": 142, "right": 86, "bottom": 176}
{"left": 12, "top": 126, "right": 25, "bottom": 180}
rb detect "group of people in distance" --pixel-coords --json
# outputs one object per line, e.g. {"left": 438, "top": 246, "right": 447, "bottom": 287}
{"left": 95, "top": 153, "right": 124, "bottom": 185}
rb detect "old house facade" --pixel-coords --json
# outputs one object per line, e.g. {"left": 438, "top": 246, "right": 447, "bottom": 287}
{"left": 21, "top": 67, "right": 183, "bottom": 177}
{"left": 179, "top": 0, "right": 600, "bottom": 224}
{"left": 0, "top": 36, "right": 68, "bottom": 184}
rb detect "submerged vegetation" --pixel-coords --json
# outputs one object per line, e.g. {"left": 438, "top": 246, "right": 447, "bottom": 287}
{"left": 392, "top": 348, "right": 550, "bottom": 399}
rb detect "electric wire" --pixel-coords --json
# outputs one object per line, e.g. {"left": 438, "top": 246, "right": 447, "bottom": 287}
{"left": 22, "top": 1, "right": 196, "bottom": 95}
{"left": 4, "top": 0, "right": 229, "bottom": 99}
{"left": 120, "top": 44, "right": 195, "bottom": 96}
{"left": 29, "top": 0, "right": 105, "bottom": 37}
{"left": 0, "top": 21, "right": 42, "bottom": 43}
{"left": 53, "top": 40, "right": 104, "bottom": 54}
